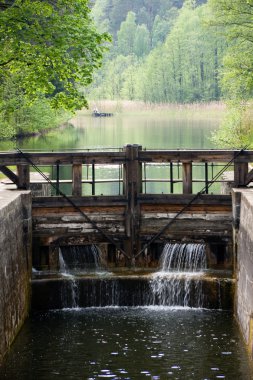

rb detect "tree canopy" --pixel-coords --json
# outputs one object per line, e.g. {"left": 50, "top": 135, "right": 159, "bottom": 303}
{"left": 208, "top": 0, "right": 253, "bottom": 101}
{"left": 0, "top": 0, "right": 110, "bottom": 111}
{"left": 208, "top": 0, "right": 253, "bottom": 148}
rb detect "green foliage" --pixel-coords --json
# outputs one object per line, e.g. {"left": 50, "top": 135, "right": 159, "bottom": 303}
{"left": 208, "top": 0, "right": 253, "bottom": 101}
{"left": 0, "top": 76, "right": 70, "bottom": 139}
{"left": 211, "top": 104, "right": 253, "bottom": 149}
{"left": 208, "top": 0, "right": 253, "bottom": 147}
{"left": 117, "top": 12, "right": 137, "bottom": 55}
{"left": 89, "top": 2, "right": 225, "bottom": 104}
{"left": 0, "top": 0, "right": 111, "bottom": 111}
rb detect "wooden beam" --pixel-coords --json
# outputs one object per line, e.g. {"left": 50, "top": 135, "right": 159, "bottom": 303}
{"left": 72, "top": 164, "right": 82, "bottom": 196}
{"left": 1, "top": 149, "right": 253, "bottom": 166}
{"left": 0, "top": 165, "right": 18, "bottom": 185}
{"left": 246, "top": 168, "right": 253, "bottom": 186}
{"left": 234, "top": 162, "right": 248, "bottom": 187}
{"left": 17, "top": 164, "right": 30, "bottom": 189}
{"left": 124, "top": 144, "right": 142, "bottom": 260}
{"left": 182, "top": 162, "right": 192, "bottom": 194}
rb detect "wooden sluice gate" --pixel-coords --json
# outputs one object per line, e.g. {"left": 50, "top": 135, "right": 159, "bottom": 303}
{"left": 1, "top": 145, "right": 253, "bottom": 267}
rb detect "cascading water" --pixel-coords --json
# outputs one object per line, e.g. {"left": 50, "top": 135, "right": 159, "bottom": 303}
{"left": 150, "top": 243, "right": 207, "bottom": 307}
{"left": 59, "top": 245, "right": 102, "bottom": 273}
{"left": 59, "top": 244, "right": 103, "bottom": 308}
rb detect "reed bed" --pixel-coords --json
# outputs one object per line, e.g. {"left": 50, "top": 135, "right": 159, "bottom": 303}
{"left": 80, "top": 100, "right": 226, "bottom": 120}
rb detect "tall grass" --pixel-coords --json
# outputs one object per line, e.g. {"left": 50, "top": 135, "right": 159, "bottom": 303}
{"left": 81, "top": 100, "right": 226, "bottom": 120}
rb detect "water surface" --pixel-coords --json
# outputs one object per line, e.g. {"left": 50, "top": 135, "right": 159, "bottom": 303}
{"left": 0, "top": 308, "right": 252, "bottom": 380}
{"left": 0, "top": 113, "right": 219, "bottom": 151}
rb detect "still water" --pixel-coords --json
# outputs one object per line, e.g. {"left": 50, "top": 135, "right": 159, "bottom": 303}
{"left": 0, "top": 113, "right": 218, "bottom": 151}
{"left": 0, "top": 308, "right": 252, "bottom": 380}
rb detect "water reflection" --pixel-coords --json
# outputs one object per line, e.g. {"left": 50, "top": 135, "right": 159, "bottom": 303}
{"left": 0, "top": 114, "right": 219, "bottom": 151}
{"left": 0, "top": 308, "right": 252, "bottom": 379}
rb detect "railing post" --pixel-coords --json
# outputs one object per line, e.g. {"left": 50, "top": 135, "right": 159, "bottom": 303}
{"left": 72, "top": 163, "right": 82, "bottom": 196}
{"left": 234, "top": 161, "right": 248, "bottom": 187}
{"left": 123, "top": 144, "right": 142, "bottom": 263}
{"left": 182, "top": 162, "right": 192, "bottom": 194}
{"left": 17, "top": 164, "right": 30, "bottom": 189}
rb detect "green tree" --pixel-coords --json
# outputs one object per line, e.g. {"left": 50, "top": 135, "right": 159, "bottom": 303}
{"left": 133, "top": 24, "right": 151, "bottom": 57}
{"left": 208, "top": 0, "right": 253, "bottom": 148}
{"left": 136, "top": 2, "right": 225, "bottom": 103}
{"left": 208, "top": 0, "right": 253, "bottom": 101}
{"left": 117, "top": 11, "right": 137, "bottom": 56}
{"left": 0, "top": 0, "right": 110, "bottom": 111}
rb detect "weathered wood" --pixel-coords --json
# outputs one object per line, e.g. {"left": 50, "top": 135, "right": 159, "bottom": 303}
{"left": 246, "top": 168, "right": 253, "bottom": 186}
{"left": 234, "top": 162, "right": 248, "bottom": 187}
{"left": 32, "top": 196, "right": 127, "bottom": 208}
{"left": 141, "top": 204, "right": 232, "bottom": 213}
{"left": 72, "top": 164, "right": 82, "bottom": 196}
{"left": 2, "top": 146, "right": 252, "bottom": 253}
{"left": 17, "top": 164, "right": 30, "bottom": 189}
{"left": 124, "top": 144, "right": 142, "bottom": 259}
{"left": 182, "top": 162, "right": 192, "bottom": 194}
{"left": 0, "top": 166, "right": 18, "bottom": 185}
{"left": 1, "top": 149, "right": 253, "bottom": 166}
{"left": 139, "top": 194, "right": 232, "bottom": 205}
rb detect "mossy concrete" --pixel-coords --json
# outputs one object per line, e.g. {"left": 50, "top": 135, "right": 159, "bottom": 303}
{"left": 233, "top": 189, "right": 253, "bottom": 358}
{"left": 0, "top": 188, "right": 32, "bottom": 364}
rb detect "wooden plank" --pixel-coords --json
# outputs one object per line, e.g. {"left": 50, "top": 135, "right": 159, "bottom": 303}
{"left": 32, "top": 195, "right": 127, "bottom": 208}
{"left": 32, "top": 205, "right": 126, "bottom": 216}
{"left": 139, "top": 149, "right": 253, "bottom": 163}
{"left": 141, "top": 204, "right": 232, "bottom": 213}
{"left": 1, "top": 149, "right": 253, "bottom": 166}
{"left": 138, "top": 194, "right": 232, "bottom": 205}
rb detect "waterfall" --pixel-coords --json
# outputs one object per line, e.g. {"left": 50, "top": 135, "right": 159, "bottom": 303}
{"left": 59, "top": 245, "right": 102, "bottom": 308}
{"left": 59, "top": 245, "right": 102, "bottom": 273}
{"left": 150, "top": 243, "right": 207, "bottom": 307}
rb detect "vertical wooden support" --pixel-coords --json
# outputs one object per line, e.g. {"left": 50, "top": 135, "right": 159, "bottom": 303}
{"left": 170, "top": 162, "right": 174, "bottom": 194}
{"left": 123, "top": 144, "right": 142, "bottom": 263}
{"left": 56, "top": 162, "right": 60, "bottom": 195}
{"left": 72, "top": 163, "right": 82, "bottom": 196}
{"left": 205, "top": 162, "right": 209, "bottom": 194}
{"left": 17, "top": 164, "right": 30, "bottom": 189}
{"left": 92, "top": 161, "right": 95, "bottom": 195}
{"left": 182, "top": 162, "right": 192, "bottom": 194}
{"left": 234, "top": 161, "right": 248, "bottom": 187}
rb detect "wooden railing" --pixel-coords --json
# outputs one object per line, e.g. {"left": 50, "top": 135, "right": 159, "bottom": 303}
{"left": 0, "top": 145, "right": 253, "bottom": 195}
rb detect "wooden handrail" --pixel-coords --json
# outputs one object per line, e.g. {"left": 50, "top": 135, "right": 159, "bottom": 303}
{"left": 0, "top": 146, "right": 252, "bottom": 193}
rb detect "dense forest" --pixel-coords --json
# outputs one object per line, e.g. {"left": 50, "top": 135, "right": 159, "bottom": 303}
{"left": 89, "top": 0, "right": 224, "bottom": 103}
{"left": 0, "top": 0, "right": 252, "bottom": 146}
{"left": 86, "top": 0, "right": 253, "bottom": 147}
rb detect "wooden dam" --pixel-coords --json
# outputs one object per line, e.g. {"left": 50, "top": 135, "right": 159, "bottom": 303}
{"left": 1, "top": 145, "right": 253, "bottom": 269}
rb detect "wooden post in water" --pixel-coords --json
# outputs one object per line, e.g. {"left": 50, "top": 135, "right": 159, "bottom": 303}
{"left": 123, "top": 144, "right": 142, "bottom": 264}
{"left": 182, "top": 162, "right": 192, "bottom": 194}
{"left": 72, "top": 163, "right": 82, "bottom": 196}
{"left": 17, "top": 164, "right": 30, "bottom": 189}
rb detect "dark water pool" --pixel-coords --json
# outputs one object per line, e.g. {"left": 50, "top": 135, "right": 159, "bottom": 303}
{"left": 0, "top": 307, "right": 252, "bottom": 380}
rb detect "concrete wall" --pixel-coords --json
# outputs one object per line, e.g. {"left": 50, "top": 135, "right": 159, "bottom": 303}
{"left": 233, "top": 189, "right": 253, "bottom": 357}
{"left": 0, "top": 189, "right": 32, "bottom": 364}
